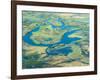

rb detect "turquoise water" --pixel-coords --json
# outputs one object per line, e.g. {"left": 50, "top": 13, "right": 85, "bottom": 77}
{"left": 23, "top": 17, "right": 81, "bottom": 55}
{"left": 22, "top": 11, "right": 89, "bottom": 68}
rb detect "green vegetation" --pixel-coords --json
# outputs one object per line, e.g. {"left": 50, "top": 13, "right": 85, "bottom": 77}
{"left": 22, "top": 11, "right": 90, "bottom": 69}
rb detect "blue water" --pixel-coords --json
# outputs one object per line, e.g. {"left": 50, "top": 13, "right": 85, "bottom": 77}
{"left": 46, "top": 46, "right": 72, "bottom": 55}
{"left": 23, "top": 18, "right": 81, "bottom": 55}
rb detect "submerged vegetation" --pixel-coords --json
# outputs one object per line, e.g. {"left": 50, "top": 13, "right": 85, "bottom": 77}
{"left": 22, "top": 11, "right": 89, "bottom": 69}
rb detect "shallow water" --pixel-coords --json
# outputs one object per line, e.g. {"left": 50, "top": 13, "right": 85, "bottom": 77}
{"left": 22, "top": 11, "right": 89, "bottom": 69}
